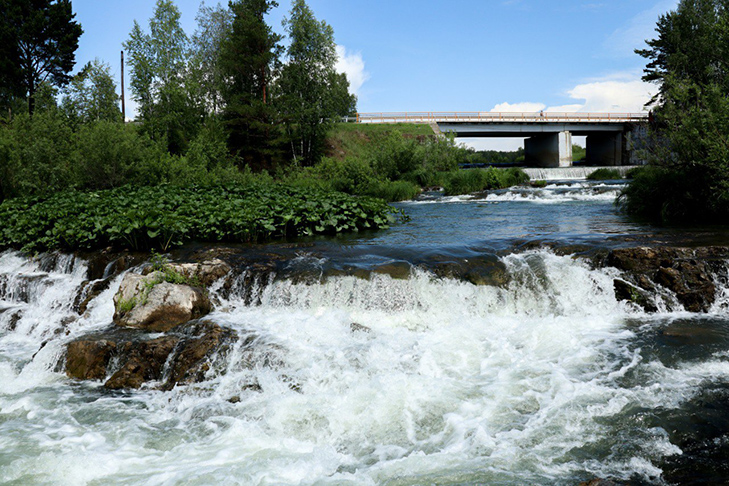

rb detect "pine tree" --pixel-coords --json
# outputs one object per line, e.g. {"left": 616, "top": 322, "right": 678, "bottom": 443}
{"left": 0, "top": 0, "right": 83, "bottom": 115}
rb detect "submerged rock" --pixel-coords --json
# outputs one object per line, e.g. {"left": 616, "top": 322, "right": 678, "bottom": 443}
{"left": 113, "top": 272, "right": 211, "bottom": 332}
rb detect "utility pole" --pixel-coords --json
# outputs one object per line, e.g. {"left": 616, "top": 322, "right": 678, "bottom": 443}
{"left": 120, "top": 50, "right": 126, "bottom": 122}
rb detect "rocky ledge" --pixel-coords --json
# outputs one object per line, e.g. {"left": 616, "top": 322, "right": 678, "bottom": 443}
{"left": 604, "top": 246, "right": 729, "bottom": 312}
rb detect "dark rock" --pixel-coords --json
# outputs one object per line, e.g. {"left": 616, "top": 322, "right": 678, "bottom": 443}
{"left": 605, "top": 247, "right": 729, "bottom": 312}
{"left": 162, "top": 320, "right": 236, "bottom": 389}
{"left": 578, "top": 479, "right": 618, "bottom": 486}
{"left": 350, "top": 322, "right": 371, "bottom": 333}
{"left": 104, "top": 336, "right": 180, "bottom": 390}
{"left": 73, "top": 278, "right": 112, "bottom": 315}
{"left": 66, "top": 340, "right": 117, "bottom": 380}
{"left": 373, "top": 262, "right": 412, "bottom": 280}
{"left": 613, "top": 278, "right": 658, "bottom": 312}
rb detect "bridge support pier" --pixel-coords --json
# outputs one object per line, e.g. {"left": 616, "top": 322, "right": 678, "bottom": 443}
{"left": 586, "top": 133, "right": 622, "bottom": 166}
{"left": 524, "top": 131, "right": 572, "bottom": 168}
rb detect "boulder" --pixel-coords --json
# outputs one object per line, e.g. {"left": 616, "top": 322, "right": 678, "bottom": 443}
{"left": 113, "top": 272, "right": 211, "bottom": 332}
{"left": 164, "top": 259, "right": 232, "bottom": 287}
{"left": 64, "top": 321, "right": 240, "bottom": 390}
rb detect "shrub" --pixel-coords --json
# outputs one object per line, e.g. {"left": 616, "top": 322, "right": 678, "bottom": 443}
{"left": 363, "top": 180, "right": 420, "bottom": 201}
{"left": 587, "top": 168, "right": 623, "bottom": 180}
{"left": 0, "top": 112, "right": 76, "bottom": 198}
{"left": 443, "top": 167, "right": 529, "bottom": 195}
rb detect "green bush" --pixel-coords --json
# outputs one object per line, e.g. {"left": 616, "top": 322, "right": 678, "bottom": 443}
{"left": 587, "top": 168, "right": 623, "bottom": 180}
{"left": 443, "top": 167, "right": 529, "bottom": 195}
{"left": 0, "top": 112, "right": 76, "bottom": 198}
{"left": 73, "top": 121, "right": 163, "bottom": 190}
{"left": 0, "top": 183, "right": 403, "bottom": 253}
{"left": 363, "top": 180, "right": 420, "bottom": 201}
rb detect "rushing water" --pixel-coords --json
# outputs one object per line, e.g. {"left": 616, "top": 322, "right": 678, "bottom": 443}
{"left": 2, "top": 181, "right": 729, "bottom": 485}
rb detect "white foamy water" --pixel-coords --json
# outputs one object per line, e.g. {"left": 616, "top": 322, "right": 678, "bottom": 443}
{"left": 0, "top": 249, "right": 726, "bottom": 485}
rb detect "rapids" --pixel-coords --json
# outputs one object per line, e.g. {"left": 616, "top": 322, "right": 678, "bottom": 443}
{"left": 2, "top": 181, "right": 729, "bottom": 485}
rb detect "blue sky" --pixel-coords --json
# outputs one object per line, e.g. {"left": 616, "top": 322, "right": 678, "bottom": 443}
{"left": 71, "top": 0, "right": 678, "bottom": 148}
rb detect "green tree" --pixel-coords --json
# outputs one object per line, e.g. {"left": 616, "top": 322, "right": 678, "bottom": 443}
{"left": 0, "top": 0, "right": 83, "bottom": 115}
{"left": 625, "top": 0, "right": 729, "bottom": 222}
{"left": 219, "top": 0, "right": 283, "bottom": 170}
{"left": 123, "top": 0, "right": 201, "bottom": 153}
{"left": 276, "top": 0, "right": 356, "bottom": 165}
{"left": 190, "top": 2, "right": 233, "bottom": 116}
{"left": 61, "top": 59, "right": 121, "bottom": 128}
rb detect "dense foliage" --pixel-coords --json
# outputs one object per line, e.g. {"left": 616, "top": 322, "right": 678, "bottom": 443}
{"left": 624, "top": 0, "right": 729, "bottom": 222}
{"left": 0, "top": 184, "right": 401, "bottom": 252}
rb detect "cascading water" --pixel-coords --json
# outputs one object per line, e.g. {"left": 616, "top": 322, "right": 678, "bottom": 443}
{"left": 2, "top": 181, "right": 729, "bottom": 485}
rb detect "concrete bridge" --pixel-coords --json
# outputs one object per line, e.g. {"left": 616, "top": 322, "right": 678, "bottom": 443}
{"left": 354, "top": 112, "right": 649, "bottom": 167}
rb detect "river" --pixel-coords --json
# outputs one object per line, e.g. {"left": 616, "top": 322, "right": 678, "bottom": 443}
{"left": 2, "top": 181, "right": 729, "bottom": 485}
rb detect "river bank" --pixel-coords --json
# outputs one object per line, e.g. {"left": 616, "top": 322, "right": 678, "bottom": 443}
{"left": 3, "top": 181, "right": 729, "bottom": 485}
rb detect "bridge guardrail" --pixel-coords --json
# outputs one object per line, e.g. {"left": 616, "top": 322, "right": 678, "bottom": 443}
{"left": 355, "top": 112, "right": 649, "bottom": 123}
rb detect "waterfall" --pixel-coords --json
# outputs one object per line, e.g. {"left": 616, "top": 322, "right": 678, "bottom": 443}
{"left": 523, "top": 166, "right": 638, "bottom": 181}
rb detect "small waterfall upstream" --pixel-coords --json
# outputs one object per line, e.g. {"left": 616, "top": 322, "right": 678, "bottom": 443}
{"left": 523, "top": 166, "right": 639, "bottom": 180}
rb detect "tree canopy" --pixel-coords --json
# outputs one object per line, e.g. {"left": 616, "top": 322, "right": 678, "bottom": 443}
{"left": 624, "top": 0, "right": 729, "bottom": 222}
{"left": 0, "top": 0, "right": 83, "bottom": 115}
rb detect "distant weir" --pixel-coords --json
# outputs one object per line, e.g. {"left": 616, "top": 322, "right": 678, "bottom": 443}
{"left": 522, "top": 165, "right": 640, "bottom": 181}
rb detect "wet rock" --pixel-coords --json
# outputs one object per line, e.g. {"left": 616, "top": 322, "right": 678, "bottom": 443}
{"left": 430, "top": 257, "right": 510, "bottom": 287}
{"left": 73, "top": 278, "right": 111, "bottom": 314}
{"left": 113, "top": 272, "right": 211, "bottom": 332}
{"left": 605, "top": 247, "right": 729, "bottom": 312}
{"left": 65, "top": 321, "right": 241, "bottom": 390}
{"left": 578, "top": 479, "right": 618, "bottom": 486}
{"left": 104, "top": 336, "right": 180, "bottom": 390}
{"left": 613, "top": 278, "right": 658, "bottom": 312}
{"left": 78, "top": 249, "right": 148, "bottom": 281}
{"left": 162, "top": 320, "right": 236, "bottom": 389}
{"left": 373, "top": 262, "right": 412, "bottom": 280}
{"left": 350, "top": 322, "right": 371, "bottom": 333}
{"left": 66, "top": 340, "right": 117, "bottom": 380}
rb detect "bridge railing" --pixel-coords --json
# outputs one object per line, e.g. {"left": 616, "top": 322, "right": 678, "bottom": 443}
{"left": 354, "top": 112, "right": 649, "bottom": 123}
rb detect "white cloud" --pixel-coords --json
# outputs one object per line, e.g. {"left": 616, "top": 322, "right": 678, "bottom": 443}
{"left": 461, "top": 72, "right": 657, "bottom": 151}
{"left": 335, "top": 45, "right": 370, "bottom": 96}
{"left": 564, "top": 73, "right": 658, "bottom": 112}
{"left": 490, "top": 101, "right": 545, "bottom": 113}
{"left": 604, "top": 0, "right": 679, "bottom": 57}
{"left": 489, "top": 72, "right": 658, "bottom": 115}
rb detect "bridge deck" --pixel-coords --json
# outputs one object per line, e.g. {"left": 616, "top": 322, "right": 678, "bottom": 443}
{"left": 355, "top": 112, "right": 647, "bottom": 124}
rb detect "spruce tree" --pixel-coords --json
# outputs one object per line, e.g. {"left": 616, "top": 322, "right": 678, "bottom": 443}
{"left": 219, "top": 0, "right": 283, "bottom": 170}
